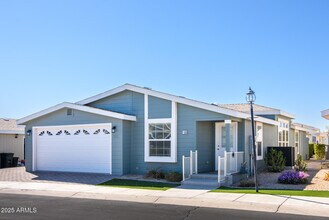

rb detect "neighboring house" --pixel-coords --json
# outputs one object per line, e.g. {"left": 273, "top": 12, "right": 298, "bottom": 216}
{"left": 320, "top": 109, "right": 329, "bottom": 145}
{"left": 317, "top": 132, "right": 329, "bottom": 145}
{"left": 0, "top": 118, "right": 25, "bottom": 161}
{"left": 17, "top": 84, "right": 310, "bottom": 178}
{"left": 219, "top": 104, "right": 310, "bottom": 160}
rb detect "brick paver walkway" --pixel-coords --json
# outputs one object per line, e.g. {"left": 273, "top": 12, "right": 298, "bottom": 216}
{"left": 0, "top": 167, "right": 113, "bottom": 185}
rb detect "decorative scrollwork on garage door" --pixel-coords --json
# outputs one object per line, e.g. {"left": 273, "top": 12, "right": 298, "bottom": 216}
{"left": 103, "top": 129, "right": 110, "bottom": 134}
{"left": 39, "top": 131, "right": 45, "bottom": 136}
{"left": 93, "top": 129, "right": 100, "bottom": 134}
{"left": 83, "top": 130, "right": 90, "bottom": 135}
{"left": 56, "top": 130, "right": 62, "bottom": 135}
{"left": 64, "top": 130, "right": 71, "bottom": 135}
{"left": 74, "top": 130, "right": 81, "bottom": 135}
{"left": 46, "top": 131, "right": 53, "bottom": 136}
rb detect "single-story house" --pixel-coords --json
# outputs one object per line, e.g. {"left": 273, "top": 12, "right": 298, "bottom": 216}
{"left": 17, "top": 84, "right": 310, "bottom": 178}
{"left": 0, "top": 118, "right": 25, "bottom": 161}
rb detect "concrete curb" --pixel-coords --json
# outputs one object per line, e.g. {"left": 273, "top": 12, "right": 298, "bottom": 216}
{"left": 0, "top": 181, "right": 329, "bottom": 218}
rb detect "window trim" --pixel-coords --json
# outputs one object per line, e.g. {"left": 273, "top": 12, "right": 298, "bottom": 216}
{"left": 278, "top": 118, "right": 289, "bottom": 146}
{"left": 148, "top": 120, "right": 172, "bottom": 157}
{"left": 295, "top": 130, "right": 299, "bottom": 154}
{"left": 144, "top": 94, "right": 177, "bottom": 163}
{"left": 255, "top": 122, "right": 263, "bottom": 160}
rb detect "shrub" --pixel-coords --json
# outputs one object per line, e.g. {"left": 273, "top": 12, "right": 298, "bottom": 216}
{"left": 314, "top": 144, "right": 326, "bottom": 160}
{"left": 239, "top": 179, "right": 258, "bottom": 187}
{"left": 309, "top": 143, "right": 315, "bottom": 158}
{"left": 146, "top": 169, "right": 165, "bottom": 179}
{"left": 165, "top": 172, "right": 182, "bottom": 182}
{"left": 324, "top": 172, "right": 329, "bottom": 181}
{"left": 265, "top": 149, "right": 286, "bottom": 172}
{"left": 278, "top": 171, "right": 309, "bottom": 184}
{"left": 294, "top": 154, "right": 307, "bottom": 172}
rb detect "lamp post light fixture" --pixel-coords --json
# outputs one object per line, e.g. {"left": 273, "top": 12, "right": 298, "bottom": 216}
{"left": 246, "top": 87, "right": 259, "bottom": 192}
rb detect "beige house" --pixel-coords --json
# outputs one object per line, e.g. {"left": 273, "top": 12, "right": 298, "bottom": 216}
{"left": 0, "top": 118, "right": 25, "bottom": 161}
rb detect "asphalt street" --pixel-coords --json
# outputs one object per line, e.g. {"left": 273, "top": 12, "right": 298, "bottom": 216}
{"left": 0, "top": 193, "right": 326, "bottom": 220}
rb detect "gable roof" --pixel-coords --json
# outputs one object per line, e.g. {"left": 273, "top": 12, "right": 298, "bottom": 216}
{"left": 17, "top": 102, "right": 137, "bottom": 125}
{"left": 219, "top": 103, "right": 295, "bottom": 119}
{"left": 291, "top": 122, "right": 320, "bottom": 134}
{"left": 0, "top": 118, "right": 25, "bottom": 134}
{"left": 76, "top": 84, "right": 279, "bottom": 126}
{"left": 321, "top": 109, "right": 329, "bottom": 120}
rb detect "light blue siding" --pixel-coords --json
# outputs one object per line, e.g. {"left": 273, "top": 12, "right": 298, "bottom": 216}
{"left": 259, "top": 115, "right": 277, "bottom": 120}
{"left": 196, "top": 121, "right": 215, "bottom": 173}
{"left": 88, "top": 90, "right": 134, "bottom": 115}
{"left": 122, "top": 121, "right": 132, "bottom": 174}
{"left": 24, "top": 108, "right": 124, "bottom": 175}
{"left": 237, "top": 121, "right": 245, "bottom": 152}
{"left": 22, "top": 89, "right": 281, "bottom": 176}
{"left": 148, "top": 95, "right": 171, "bottom": 119}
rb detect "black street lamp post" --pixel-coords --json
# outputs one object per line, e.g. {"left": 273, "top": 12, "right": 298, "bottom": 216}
{"left": 246, "top": 87, "right": 259, "bottom": 192}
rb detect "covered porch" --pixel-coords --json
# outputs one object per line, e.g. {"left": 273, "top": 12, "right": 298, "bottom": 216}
{"left": 182, "top": 119, "right": 247, "bottom": 186}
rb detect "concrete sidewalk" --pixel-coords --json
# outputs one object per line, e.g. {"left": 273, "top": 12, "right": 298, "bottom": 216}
{"left": 0, "top": 181, "right": 328, "bottom": 218}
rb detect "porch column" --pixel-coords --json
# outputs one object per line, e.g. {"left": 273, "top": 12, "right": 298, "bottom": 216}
{"left": 225, "top": 120, "right": 231, "bottom": 152}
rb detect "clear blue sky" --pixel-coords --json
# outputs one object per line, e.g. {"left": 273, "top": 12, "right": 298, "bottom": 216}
{"left": 1, "top": 1, "right": 329, "bottom": 130}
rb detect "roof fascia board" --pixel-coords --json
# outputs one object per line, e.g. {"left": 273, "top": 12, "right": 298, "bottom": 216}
{"left": 256, "top": 111, "right": 295, "bottom": 119}
{"left": 321, "top": 109, "right": 329, "bottom": 120}
{"left": 17, "top": 102, "right": 136, "bottom": 125}
{"left": 0, "top": 130, "right": 25, "bottom": 135}
{"left": 291, "top": 124, "right": 319, "bottom": 133}
{"left": 77, "top": 85, "right": 279, "bottom": 126}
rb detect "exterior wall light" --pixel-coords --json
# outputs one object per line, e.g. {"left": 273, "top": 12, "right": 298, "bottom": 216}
{"left": 26, "top": 130, "right": 32, "bottom": 136}
{"left": 112, "top": 126, "right": 116, "bottom": 134}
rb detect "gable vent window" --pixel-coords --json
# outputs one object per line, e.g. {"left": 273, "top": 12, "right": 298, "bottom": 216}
{"left": 67, "top": 109, "right": 73, "bottom": 116}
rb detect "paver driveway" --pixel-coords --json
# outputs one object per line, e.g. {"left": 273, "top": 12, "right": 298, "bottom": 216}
{"left": 0, "top": 167, "right": 113, "bottom": 185}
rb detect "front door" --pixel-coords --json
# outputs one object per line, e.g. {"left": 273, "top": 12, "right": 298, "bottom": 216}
{"left": 215, "top": 122, "right": 237, "bottom": 171}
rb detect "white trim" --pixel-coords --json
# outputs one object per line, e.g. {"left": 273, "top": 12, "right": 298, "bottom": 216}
{"left": 255, "top": 122, "right": 264, "bottom": 160}
{"left": 171, "top": 101, "right": 177, "bottom": 163}
{"left": 278, "top": 118, "right": 290, "bottom": 146}
{"left": 144, "top": 94, "right": 149, "bottom": 162}
{"left": 32, "top": 127, "right": 37, "bottom": 171}
{"left": 256, "top": 111, "right": 295, "bottom": 119}
{"left": 295, "top": 130, "right": 300, "bottom": 155}
{"left": 17, "top": 102, "right": 136, "bottom": 124}
{"left": 215, "top": 122, "right": 238, "bottom": 170}
{"left": 321, "top": 109, "right": 329, "bottom": 120}
{"left": 144, "top": 96, "right": 177, "bottom": 163}
{"left": 147, "top": 118, "right": 172, "bottom": 123}
{"left": 0, "top": 130, "right": 25, "bottom": 135}
{"left": 76, "top": 84, "right": 279, "bottom": 126}
{"left": 32, "top": 123, "right": 112, "bottom": 129}
{"left": 32, "top": 123, "right": 112, "bottom": 174}
{"left": 291, "top": 124, "right": 320, "bottom": 134}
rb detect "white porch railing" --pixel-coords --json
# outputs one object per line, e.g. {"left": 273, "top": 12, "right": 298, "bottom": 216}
{"left": 218, "top": 151, "right": 244, "bottom": 183}
{"left": 182, "top": 150, "right": 198, "bottom": 181}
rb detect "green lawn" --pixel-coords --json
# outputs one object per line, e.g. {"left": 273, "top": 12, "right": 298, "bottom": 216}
{"left": 211, "top": 187, "right": 329, "bottom": 198}
{"left": 98, "top": 178, "right": 180, "bottom": 190}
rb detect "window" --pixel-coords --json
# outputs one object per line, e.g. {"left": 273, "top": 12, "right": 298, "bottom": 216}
{"left": 67, "top": 109, "right": 73, "bottom": 116}
{"left": 278, "top": 119, "right": 289, "bottom": 146}
{"left": 149, "top": 123, "right": 171, "bottom": 157}
{"left": 295, "top": 131, "right": 299, "bottom": 154}
{"left": 255, "top": 122, "right": 263, "bottom": 160}
{"left": 144, "top": 95, "right": 177, "bottom": 163}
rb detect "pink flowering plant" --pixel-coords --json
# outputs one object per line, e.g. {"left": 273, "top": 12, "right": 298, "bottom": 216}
{"left": 278, "top": 171, "right": 309, "bottom": 184}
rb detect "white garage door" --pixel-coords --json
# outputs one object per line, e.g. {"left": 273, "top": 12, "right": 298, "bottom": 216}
{"left": 33, "top": 123, "right": 112, "bottom": 174}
